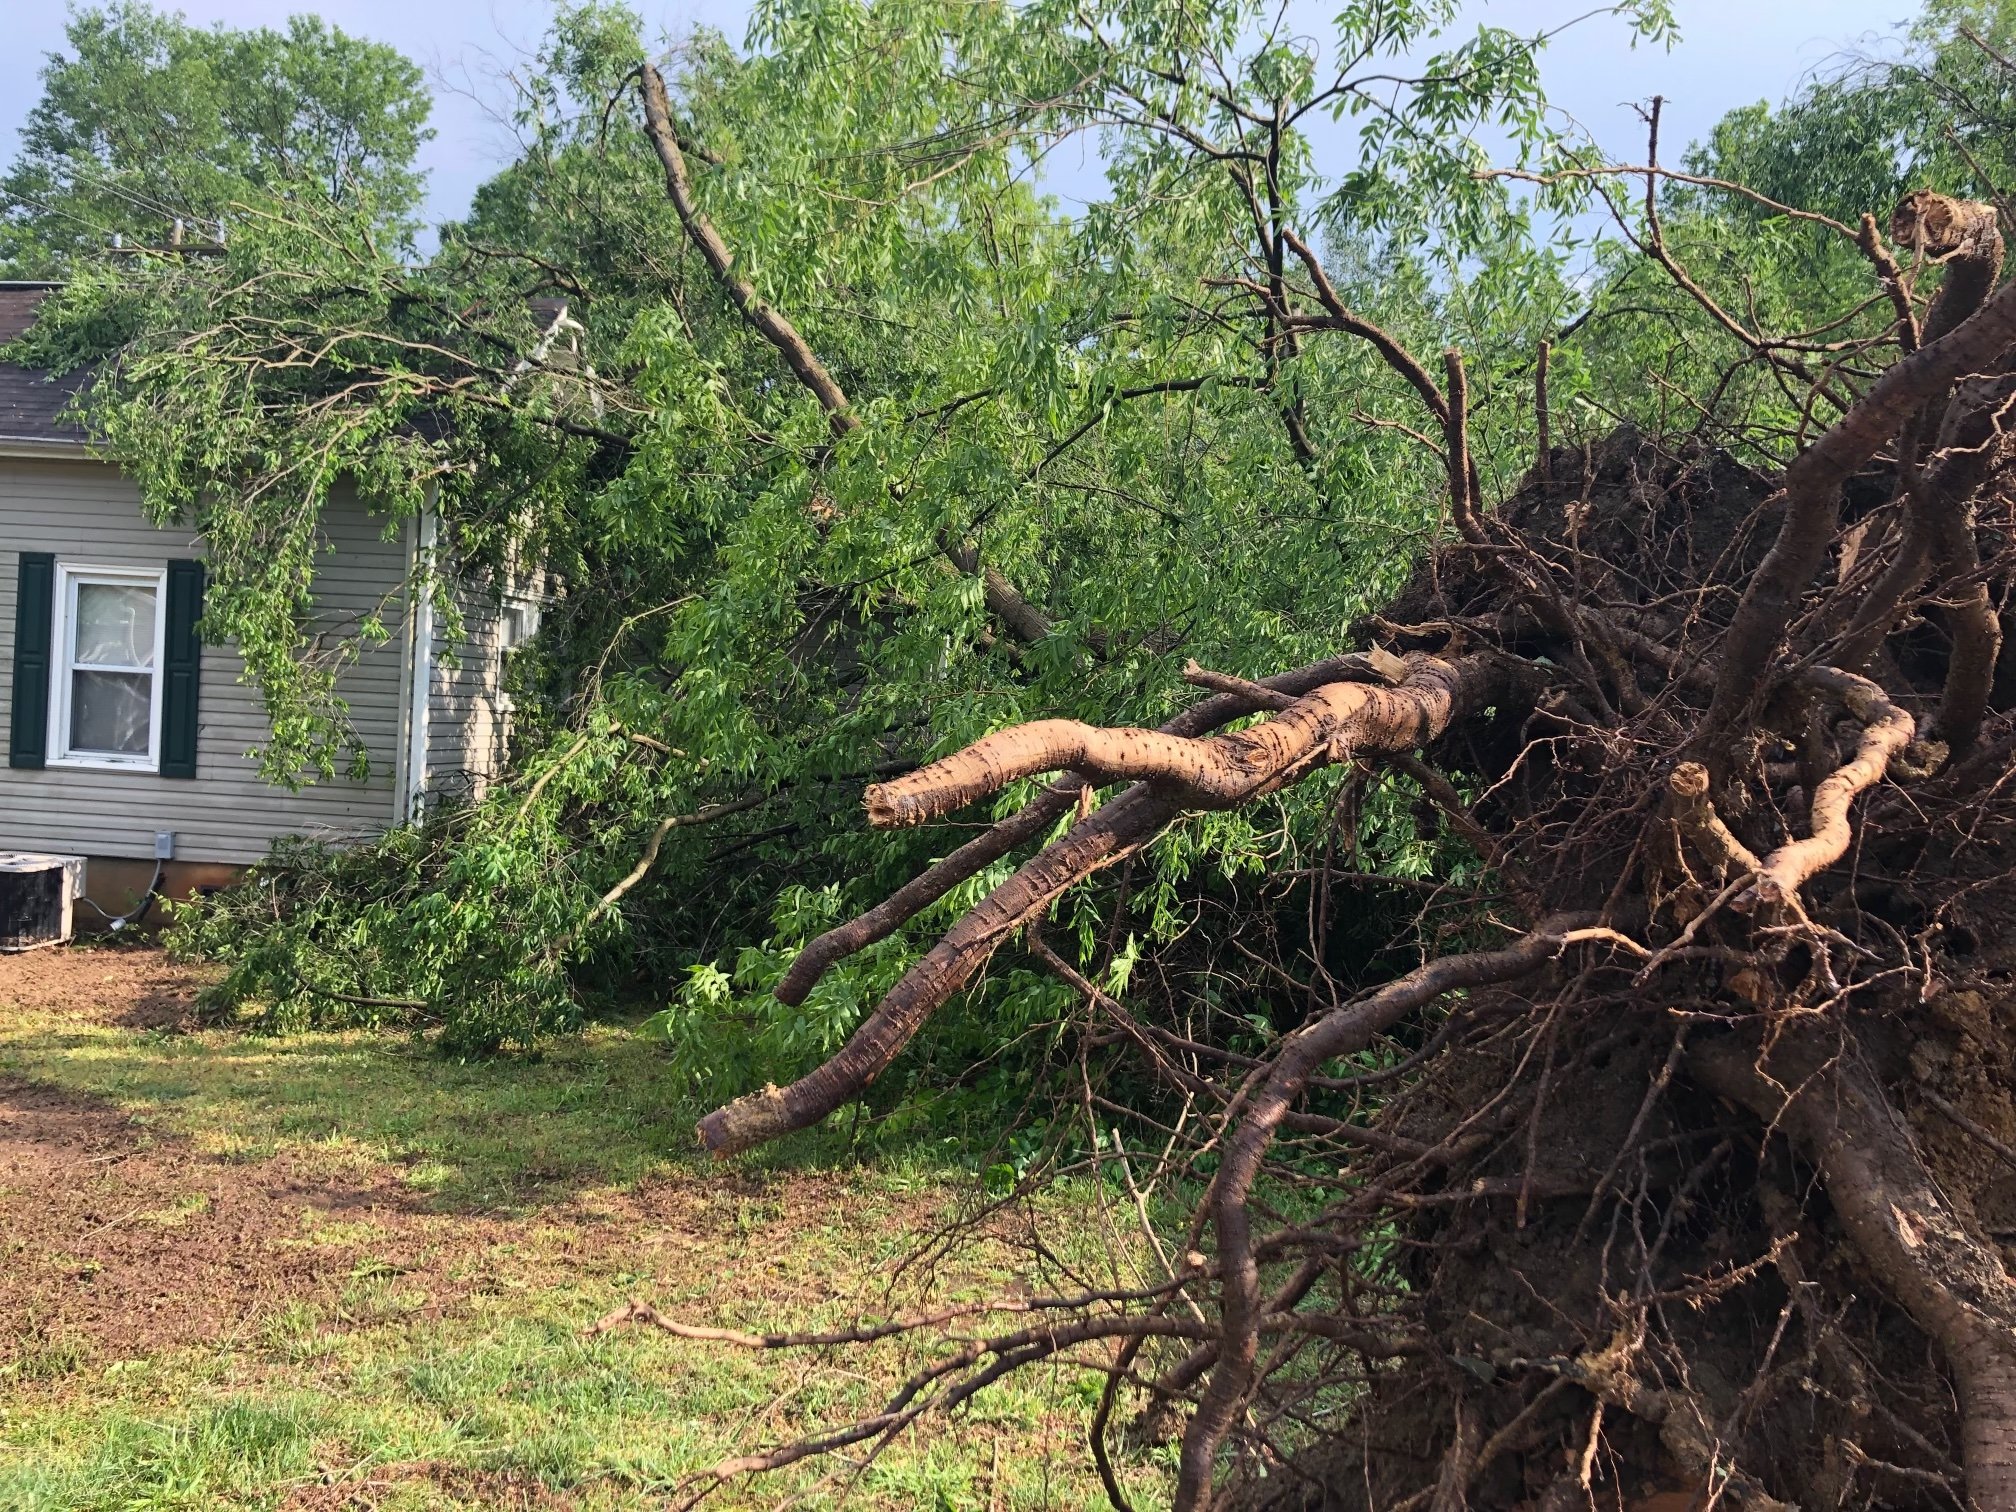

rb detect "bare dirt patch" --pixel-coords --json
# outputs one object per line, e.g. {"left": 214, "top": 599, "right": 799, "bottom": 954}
{"left": 2, "top": 1066, "right": 429, "bottom": 1360}
{"left": 281, "top": 1461, "right": 583, "bottom": 1511}
{"left": 2, "top": 950, "right": 416, "bottom": 1359}
{"left": 0, "top": 942, "right": 205, "bottom": 1027}
{"left": 0, "top": 946, "right": 943, "bottom": 1369}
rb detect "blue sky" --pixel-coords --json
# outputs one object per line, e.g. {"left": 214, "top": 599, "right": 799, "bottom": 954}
{"left": 1, "top": 0, "right": 1922, "bottom": 237}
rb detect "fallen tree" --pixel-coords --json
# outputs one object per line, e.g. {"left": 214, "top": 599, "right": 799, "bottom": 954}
{"left": 615, "top": 181, "right": 2016, "bottom": 1510}
{"left": 31, "top": 4, "right": 2016, "bottom": 1503}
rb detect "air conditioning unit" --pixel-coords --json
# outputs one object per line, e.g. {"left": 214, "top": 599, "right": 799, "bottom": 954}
{"left": 0, "top": 853, "right": 87, "bottom": 952}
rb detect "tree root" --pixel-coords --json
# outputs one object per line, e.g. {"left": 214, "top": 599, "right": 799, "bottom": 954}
{"left": 1748, "top": 667, "right": 1914, "bottom": 906}
{"left": 1692, "top": 1030, "right": 2016, "bottom": 1506}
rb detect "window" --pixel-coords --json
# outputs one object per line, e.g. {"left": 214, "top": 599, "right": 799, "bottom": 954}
{"left": 501, "top": 595, "right": 542, "bottom": 652}
{"left": 48, "top": 565, "right": 166, "bottom": 771}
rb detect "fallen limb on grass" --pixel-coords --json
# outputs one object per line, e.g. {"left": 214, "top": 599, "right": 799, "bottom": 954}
{"left": 699, "top": 654, "right": 1510, "bottom": 1157}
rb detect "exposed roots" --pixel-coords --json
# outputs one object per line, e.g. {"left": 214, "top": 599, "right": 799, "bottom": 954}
{"left": 646, "top": 188, "right": 2016, "bottom": 1510}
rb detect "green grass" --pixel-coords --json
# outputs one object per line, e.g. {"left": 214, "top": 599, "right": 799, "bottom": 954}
{"left": 0, "top": 953, "right": 1171, "bottom": 1510}
{"left": 0, "top": 1004, "right": 706, "bottom": 1210}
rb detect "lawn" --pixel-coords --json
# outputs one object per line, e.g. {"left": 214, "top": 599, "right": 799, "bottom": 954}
{"left": 0, "top": 946, "right": 1168, "bottom": 1510}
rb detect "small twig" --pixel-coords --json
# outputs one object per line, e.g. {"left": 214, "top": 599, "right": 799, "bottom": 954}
{"left": 1181, "top": 660, "right": 1296, "bottom": 709}
{"left": 557, "top": 791, "right": 771, "bottom": 952}
{"left": 1111, "top": 1127, "right": 1208, "bottom": 1325}
{"left": 286, "top": 970, "right": 429, "bottom": 1015}
{"left": 1635, "top": 873, "right": 1756, "bottom": 984}
{"left": 76, "top": 1205, "right": 149, "bottom": 1243}
{"left": 1534, "top": 338, "right": 1552, "bottom": 480}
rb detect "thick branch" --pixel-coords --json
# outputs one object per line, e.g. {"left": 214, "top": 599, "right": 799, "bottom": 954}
{"left": 1692, "top": 1031, "right": 2016, "bottom": 1508}
{"left": 638, "top": 62, "right": 1055, "bottom": 646}
{"left": 774, "top": 655, "right": 1383, "bottom": 1006}
{"left": 1667, "top": 761, "right": 1761, "bottom": 878}
{"left": 1924, "top": 371, "right": 2011, "bottom": 753}
{"left": 1836, "top": 368, "right": 2015, "bottom": 687}
{"left": 936, "top": 537, "right": 1055, "bottom": 643}
{"left": 866, "top": 654, "right": 1504, "bottom": 829}
{"left": 706, "top": 654, "right": 1511, "bottom": 1156}
{"left": 1895, "top": 191, "right": 2005, "bottom": 351}
{"left": 1442, "top": 347, "right": 1482, "bottom": 542}
{"left": 1700, "top": 204, "right": 2016, "bottom": 746}
{"left": 639, "top": 64, "right": 856, "bottom": 436}
{"left": 700, "top": 785, "right": 1180, "bottom": 1155}
{"left": 1894, "top": 196, "right": 2015, "bottom": 754}
{"left": 1279, "top": 227, "right": 1448, "bottom": 423}
{"left": 1857, "top": 212, "right": 1920, "bottom": 352}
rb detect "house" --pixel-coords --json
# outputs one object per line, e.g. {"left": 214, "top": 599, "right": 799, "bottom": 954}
{"left": 0, "top": 281, "right": 526, "bottom": 920}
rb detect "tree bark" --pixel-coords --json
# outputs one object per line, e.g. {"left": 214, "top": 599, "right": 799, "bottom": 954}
{"left": 866, "top": 654, "right": 1505, "bottom": 829}
{"left": 1692, "top": 1032, "right": 2016, "bottom": 1508}
{"left": 702, "top": 653, "right": 1512, "bottom": 1156}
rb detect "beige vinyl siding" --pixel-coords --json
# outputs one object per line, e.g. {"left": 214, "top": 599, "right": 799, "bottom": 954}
{"left": 423, "top": 578, "right": 509, "bottom": 803}
{"left": 0, "top": 458, "right": 409, "bottom": 864}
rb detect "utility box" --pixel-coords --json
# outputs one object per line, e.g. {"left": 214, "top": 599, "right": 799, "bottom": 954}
{"left": 0, "top": 853, "right": 87, "bottom": 952}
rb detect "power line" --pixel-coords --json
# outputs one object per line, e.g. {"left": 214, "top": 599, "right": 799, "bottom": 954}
{"left": 58, "top": 159, "right": 190, "bottom": 223}
{"left": 0, "top": 188, "right": 123, "bottom": 243}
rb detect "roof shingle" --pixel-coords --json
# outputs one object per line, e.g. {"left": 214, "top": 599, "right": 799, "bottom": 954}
{"left": 0, "top": 284, "right": 86, "bottom": 447}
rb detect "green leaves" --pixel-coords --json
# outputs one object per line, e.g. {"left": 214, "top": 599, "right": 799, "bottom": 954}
{"left": 0, "top": 3, "right": 431, "bottom": 274}
{"left": 1688, "top": 0, "right": 2016, "bottom": 231}
{"left": 32, "top": 0, "right": 1648, "bottom": 1096}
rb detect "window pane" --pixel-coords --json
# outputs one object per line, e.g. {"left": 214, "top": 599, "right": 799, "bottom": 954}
{"left": 73, "top": 582, "right": 156, "bottom": 667}
{"left": 70, "top": 670, "right": 152, "bottom": 755}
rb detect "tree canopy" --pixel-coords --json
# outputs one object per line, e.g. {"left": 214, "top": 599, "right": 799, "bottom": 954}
{"left": 0, "top": 1, "right": 432, "bottom": 274}
{"left": 12, "top": 0, "right": 1673, "bottom": 1053}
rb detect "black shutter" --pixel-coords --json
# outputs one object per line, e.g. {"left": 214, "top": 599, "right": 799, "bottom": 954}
{"left": 160, "top": 559, "right": 204, "bottom": 779}
{"left": 9, "top": 551, "right": 54, "bottom": 769}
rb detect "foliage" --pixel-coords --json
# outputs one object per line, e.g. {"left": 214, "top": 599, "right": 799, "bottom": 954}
{"left": 0, "top": 1, "right": 432, "bottom": 274}
{"left": 17, "top": 210, "right": 603, "bottom": 781}
{"left": 1538, "top": 0, "right": 2016, "bottom": 474}
{"left": 18, "top": 0, "right": 1654, "bottom": 1076}
{"left": 1689, "top": 0, "right": 2016, "bottom": 226}
{"left": 167, "top": 822, "right": 595, "bottom": 1054}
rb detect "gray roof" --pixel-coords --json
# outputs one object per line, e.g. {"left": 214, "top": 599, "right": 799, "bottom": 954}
{"left": 0, "top": 283, "right": 87, "bottom": 448}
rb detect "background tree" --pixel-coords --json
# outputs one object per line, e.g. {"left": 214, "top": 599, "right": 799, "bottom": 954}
{"left": 1694, "top": 0, "right": 2016, "bottom": 226}
{"left": 0, "top": 0, "right": 432, "bottom": 273}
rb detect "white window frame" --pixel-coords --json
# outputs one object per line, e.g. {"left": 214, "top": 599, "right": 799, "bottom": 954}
{"left": 46, "top": 563, "right": 168, "bottom": 773}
